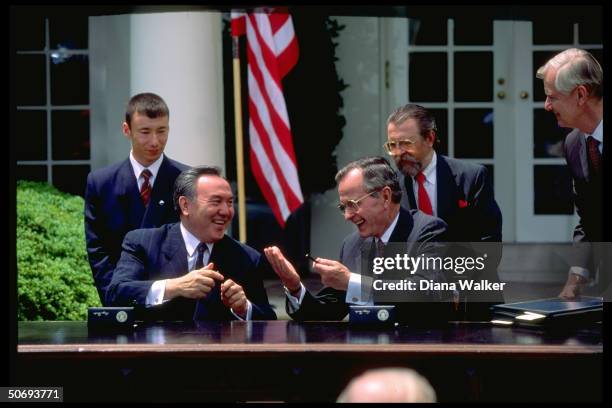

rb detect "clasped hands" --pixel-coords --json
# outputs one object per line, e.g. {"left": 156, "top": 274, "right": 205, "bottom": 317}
{"left": 264, "top": 246, "right": 351, "bottom": 292}
{"left": 165, "top": 262, "right": 249, "bottom": 318}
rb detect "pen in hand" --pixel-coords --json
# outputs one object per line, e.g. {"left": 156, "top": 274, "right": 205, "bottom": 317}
{"left": 305, "top": 253, "right": 317, "bottom": 263}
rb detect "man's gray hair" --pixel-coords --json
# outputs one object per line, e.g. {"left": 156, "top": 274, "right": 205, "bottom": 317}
{"left": 173, "top": 165, "right": 223, "bottom": 214}
{"left": 335, "top": 156, "right": 402, "bottom": 204}
{"left": 536, "top": 48, "right": 603, "bottom": 98}
{"left": 386, "top": 104, "right": 437, "bottom": 137}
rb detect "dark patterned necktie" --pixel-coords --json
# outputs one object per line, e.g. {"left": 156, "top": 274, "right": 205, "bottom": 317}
{"left": 194, "top": 243, "right": 207, "bottom": 270}
{"left": 140, "top": 169, "right": 152, "bottom": 206}
{"left": 376, "top": 239, "right": 385, "bottom": 257}
{"left": 587, "top": 136, "right": 602, "bottom": 177}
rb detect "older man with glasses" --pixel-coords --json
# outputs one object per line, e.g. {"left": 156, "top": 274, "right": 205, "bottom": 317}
{"left": 385, "top": 104, "right": 505, "bottom": 320}
{"left": 264, "top": 156, "right": 449, "bottom": 323}
{"left": 385, "top": 104, "right": 502, "bottom": 244}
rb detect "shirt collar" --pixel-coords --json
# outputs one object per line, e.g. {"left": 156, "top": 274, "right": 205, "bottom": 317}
{"left": 129, "top": 151, "right": 164, "bottom": 182}
{"left": 379, "top": 211, "right": 400, "bottom": 245}
{"left": 180, "top": 222, "right": 214, "bottom": 257}
{"left": 590, "top": 120, "right": 603, "bottom": 146}
{"left": 411, "top": 151, "right": 437, "bottom": 184}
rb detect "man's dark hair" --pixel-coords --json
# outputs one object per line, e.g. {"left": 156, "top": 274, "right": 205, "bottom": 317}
{"left": 335, "top": 156, "right": 402, "bottom": 204}
{"left": 125, "top": 92, "right": 170, "bottom": 128}
{"left": 386, "top": 104, "right": 438, "bottom": 141}
{"left": 173, "top": 166, "right": 224, "bottom": 214}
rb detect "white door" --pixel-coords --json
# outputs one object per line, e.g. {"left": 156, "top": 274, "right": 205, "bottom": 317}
{"left": 382, "top": 17, "right": 601, "bottom": 243}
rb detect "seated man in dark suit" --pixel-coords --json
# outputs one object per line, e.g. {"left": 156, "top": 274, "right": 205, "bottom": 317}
{"left": 106, "top": 166, "right": 276, "bottom": 322}
{"left": 85, "top": 93, "right": 188, "bottom": 304}
{"left": 265, "top": 157, "right": 450, "bottom": 323}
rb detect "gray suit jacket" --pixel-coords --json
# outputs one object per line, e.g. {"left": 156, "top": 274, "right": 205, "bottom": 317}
{"left": 287, "top": 207, "right": 449, "bottom": 322}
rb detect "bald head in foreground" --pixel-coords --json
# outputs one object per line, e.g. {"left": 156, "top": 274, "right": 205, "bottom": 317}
{"left": 337, "top": 368, "right": 436, "bottom": 403}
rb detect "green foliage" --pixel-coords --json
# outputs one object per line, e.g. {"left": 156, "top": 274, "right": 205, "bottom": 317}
{"left": 17, "top": 181, "right": 100, "bottom": 321}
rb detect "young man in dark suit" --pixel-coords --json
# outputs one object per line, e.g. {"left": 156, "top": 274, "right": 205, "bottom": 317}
{"left": 264, "top": 157, "right": 449, "bottom": 323}
{"left": 106, "top": 166, "right": 276, "bottom": 322}
{"left": 385, "top": 104, "right": 504, "bottom": 317}
{"left": 84, "top": 93, "right": 188, "bottom": 304}
{"left": 536, "top": 48, "right": 605, "bottom": 299}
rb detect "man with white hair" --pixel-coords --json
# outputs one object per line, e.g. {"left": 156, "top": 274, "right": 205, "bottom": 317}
{"left": 536, "top": 48, "right": 604, "bottom": 299}
{"left": 337, "top": 367, "right": 437, "bottom": 403}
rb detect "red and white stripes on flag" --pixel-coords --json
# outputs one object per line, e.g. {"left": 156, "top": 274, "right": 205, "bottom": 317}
{"left": 231, "top": 8, "right": 303, "bottom": 227}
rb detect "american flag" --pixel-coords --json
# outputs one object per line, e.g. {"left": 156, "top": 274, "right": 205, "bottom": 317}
{"left": 231, "top": 8, "right": 304, "bottom": 227}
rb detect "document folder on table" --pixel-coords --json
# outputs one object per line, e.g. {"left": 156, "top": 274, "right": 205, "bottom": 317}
{"left": 490, "top": 297, "right": 603, "bottom": 328}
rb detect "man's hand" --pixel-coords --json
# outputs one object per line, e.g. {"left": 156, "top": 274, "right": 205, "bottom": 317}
{"left": 311, "top": 258, "right": 351, "bottom": 291}
{"left": 164, "top": 262, "right": 224, "bottom": 300}
{"left": 221, "top": 279, "right": 248, "bottom": 318}
{"left": 559, "top": 273, "right": 587, "bottom": 299}
{"left": 264, "top": 246, "right": 302, "bottom": 294}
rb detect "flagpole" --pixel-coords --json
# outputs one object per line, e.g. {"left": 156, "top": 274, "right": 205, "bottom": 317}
{"left": 232, "top": 35, "right": 247, "bottom": 243}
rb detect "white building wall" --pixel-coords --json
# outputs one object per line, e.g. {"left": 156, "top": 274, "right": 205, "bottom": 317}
{"left": 310, "top": 17, "right": 384, "bottom": 260}
{"left": 90, "top": 11, "right": 225, "bottom": 171}
{"left": 89, "top": 14, "right": 132, "bottom": 170}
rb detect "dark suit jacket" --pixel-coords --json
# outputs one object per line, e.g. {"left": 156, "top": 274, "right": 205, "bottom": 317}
{"left": 564, "top": 129, "right": 603, "bottom": 244}
{"left": 563, "top": 129, "right": 606, "bottom": 291}
{"left": 288, "top": 207, "right": 449, "bottom": 323}
{"left": 84, "top": 155, "right": 189, "bottom": 304}
{"left": 106, "top": 223, "right": 276, "bottom": 322}
{"left": 400, "top": 155, "right": 505, "bottom": 315}
{"left": 399, "top": 154, "right": 502, "bottom": 243}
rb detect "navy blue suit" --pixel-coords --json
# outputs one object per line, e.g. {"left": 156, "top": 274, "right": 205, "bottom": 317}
{"left": 106, "top": 223, "right": 276, "bottom": 322}
{"left": 84, "top": 156, "right": 188, "bottom": 304}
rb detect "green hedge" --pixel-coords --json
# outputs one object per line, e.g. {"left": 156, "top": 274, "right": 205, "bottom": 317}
{"left": 17, "top": 181, "right": 101, "bottom": 320}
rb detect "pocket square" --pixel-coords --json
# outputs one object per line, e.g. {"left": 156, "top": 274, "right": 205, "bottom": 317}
{"left": 458, "top": 199, "right": 468, "bottom": 208}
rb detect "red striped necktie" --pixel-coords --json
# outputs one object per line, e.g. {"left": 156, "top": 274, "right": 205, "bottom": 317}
{"left": 140, "top": 169, "right": 152, "bottom": 207}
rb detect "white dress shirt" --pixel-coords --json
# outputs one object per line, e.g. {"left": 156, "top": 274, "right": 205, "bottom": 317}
{"left": 129, "top": 151, "right": 164, "bottom": 191}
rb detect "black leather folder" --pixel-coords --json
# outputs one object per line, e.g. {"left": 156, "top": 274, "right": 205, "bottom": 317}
{"left": 490, "top": 297, "right": 603, "bottom": 328}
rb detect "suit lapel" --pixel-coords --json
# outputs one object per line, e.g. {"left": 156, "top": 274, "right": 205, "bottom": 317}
{"left": 401, "top": 173, "right": 418, "bottom": 210}
{"left": 162, "top": 223, "right": 189, "bottom": 278}
{"left": 142, "top": 156, "right": 173, "bottom": 228}
{"left": 436, "top": 156, "right": 457, "bottom": 220}
{"left": 358, "top": 236, "right": 374, "bottom": 277}
{"left": 389, "top": 208, "right": 413, "bottom": 244}
{"left": 577, "top": 131, "right": 590, "bottom": 181}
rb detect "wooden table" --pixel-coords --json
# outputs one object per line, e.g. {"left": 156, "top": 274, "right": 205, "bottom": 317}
{"left": 16, "top": 320, "right": 603, "bottom": 402}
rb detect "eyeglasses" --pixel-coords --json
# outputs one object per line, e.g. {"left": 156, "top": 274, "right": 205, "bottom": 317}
{"left": 383, "top": 139, "right": 416, "bottom": 155}
{"left": 337, "top": 190, "right": 380, "bottom": 214}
